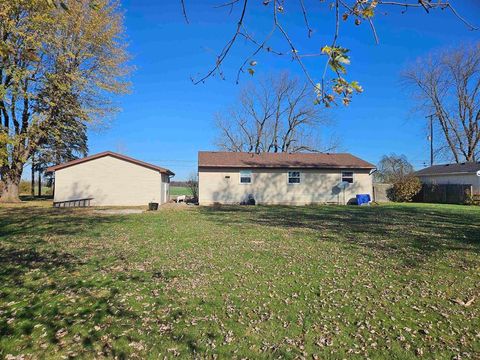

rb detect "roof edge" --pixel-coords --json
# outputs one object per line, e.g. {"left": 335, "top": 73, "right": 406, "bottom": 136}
{"left": 46, "top": 151, "right": 175, "bottom": 176}
{"left": 198, "top": 165, "right": 375, "bottom": 170}
{"left": 416, "top": 170, "right": 477, "bottom": 176}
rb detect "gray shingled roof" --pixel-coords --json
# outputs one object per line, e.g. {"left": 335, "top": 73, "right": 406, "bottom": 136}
{"left": 415, "top": 162, "right": 480, "bottom": 176}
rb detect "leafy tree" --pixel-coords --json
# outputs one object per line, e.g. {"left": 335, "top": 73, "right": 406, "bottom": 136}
{"left": 215, "top": 73, "right": 336, "bottom": 153}
{"left": 33, "top": 116, "right": 88, "bottom": 195}
{"left": 375, "top": 154, "right": 414, "bottom": 183}
{"left": 181, "top": 1, "right": 476, "bottom": 106}
{"left": 0, "top": 0, "right": 130, "bottom": 202}
{"left": 403, "top": 43, "right": 480, "bottom": 163}
{"left": 34, "top": 116, "right": 88, "bottom": 173}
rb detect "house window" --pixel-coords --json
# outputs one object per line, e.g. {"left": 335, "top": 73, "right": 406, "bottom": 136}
{"left": 342, "top": 171, "right": 354, "bottom": 183}
{"left": 240, "top": 170, "right": 252, "bottom": 184}
{"left": 288, "top": 171, "right": 301, "bottom": 184}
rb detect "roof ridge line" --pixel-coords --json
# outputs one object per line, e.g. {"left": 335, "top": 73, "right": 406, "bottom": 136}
{"left": 46, "top": 151, "right": 175, "bottom": 176}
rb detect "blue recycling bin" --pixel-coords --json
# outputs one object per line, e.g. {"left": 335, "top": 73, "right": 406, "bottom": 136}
{"left": 356, "top": 194, "right": 371, "bottom": 206}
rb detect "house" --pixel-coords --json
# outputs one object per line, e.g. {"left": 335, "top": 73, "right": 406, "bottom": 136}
{"left": 198, "top": 151, "right": 376, "bottom": 205}
{"left": 415, "top": 162, "right": 480, "bottom": 193}
{"left": 46, "top": 151, "right": 174, "bottom": 206}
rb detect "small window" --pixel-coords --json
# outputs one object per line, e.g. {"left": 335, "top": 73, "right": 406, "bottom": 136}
{"left": 240, "top": 170, "right": 252, "bottom": 184}
{"left": 288, "top": 171, "right": 301, "bottom": 184}
{"left": 342, "top": 171, "right": 354, "bottom": 183}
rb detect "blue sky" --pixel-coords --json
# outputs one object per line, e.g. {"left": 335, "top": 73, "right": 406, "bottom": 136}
{"left": 87, "top": 0, "right": 479, "bottom": 180}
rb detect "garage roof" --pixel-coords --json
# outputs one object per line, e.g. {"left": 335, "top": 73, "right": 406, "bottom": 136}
{"left": 46, "top": 151, "right": 175, "bottom": 176}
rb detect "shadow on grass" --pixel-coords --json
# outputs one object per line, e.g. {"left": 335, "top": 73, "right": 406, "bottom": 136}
{"left": 0, "top": 206, "right": 120, "bottom": 288}
{"left": 19, "top": 194, "right": 54, "bottom": 201}
{"left": 0, "top": 206, "right": 118, "bottom": 239}
{"left": 199, "top": 204, "right": 480, "bottom": 266}
{"left": 0, "top": 244, "right": 136, "bottom": 352}
{"left": 0, "top": 206, "right": 144, "bottom": 357}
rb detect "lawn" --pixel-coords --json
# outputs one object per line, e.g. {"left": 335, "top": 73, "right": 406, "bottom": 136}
{"left": 0, "top": 202, "right": 479, "bottom": 359}
{"left": 170, "top": 186, "right": 192, "bottom": 197}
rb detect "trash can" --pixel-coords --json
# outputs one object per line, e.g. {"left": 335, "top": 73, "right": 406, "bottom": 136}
{"left": 148, "top": 202, "right": 159, "bottom": 211}
{"left": 356, "top": 194, "right": 371, "bottom": 206}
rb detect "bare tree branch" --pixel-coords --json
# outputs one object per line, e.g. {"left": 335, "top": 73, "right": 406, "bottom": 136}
{"left": 180, "top": 0, "right": 189, "bottom": 24}
{"left": 192, "top": 0, "right": 248, "bottom": 84}
{"left": 186, "top": 0, "right": 476, "bottom": 106}
{"left": 298, "top": 0, "right": 313, "bottom": 38}
{"left": 215, "top": 73, "right": 335, "bottom": 154}
{"left": 272, "top": 0, "right": 318, "bottom": 89}
{"left": 403, "top": 43, "right": 480, "bottom": 163}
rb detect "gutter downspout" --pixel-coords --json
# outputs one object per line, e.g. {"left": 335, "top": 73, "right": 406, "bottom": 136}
{"left": 369, "top": 168, "right": 377, "bottom": 202}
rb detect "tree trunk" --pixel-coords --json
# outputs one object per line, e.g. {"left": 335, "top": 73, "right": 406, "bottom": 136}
{"left": 0, "top": 165, "right": 23, "bottom": 203}
{"left": 38, "top": 170, "right": 42, "bottom": 197}
{"left": 31, "top": 158, "right": 35, "bottom": 197}
{"left": 0, "top": 177, "right": 21, "bottom": 203}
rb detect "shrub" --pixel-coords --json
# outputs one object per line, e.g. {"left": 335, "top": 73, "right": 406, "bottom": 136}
{"left": 19, "top": 180, "right": 32, "bottom": 195}
{"left": 465, "top": 192, "right": 480, "bottom": 206}
{"left": 240, "top": 194, "right": 256, "bottom": 206}
{"left": 186, "top": 173, "right": 199, "bottom": 201}
{"left": 390, "top": 175, "right": 422, "bottom": 202}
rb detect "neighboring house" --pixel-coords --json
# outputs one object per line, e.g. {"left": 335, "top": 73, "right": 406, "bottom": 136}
{"left": 415, "top": 162, "right": 480, "bottom": 193}
{"left": 47, "top": 151, "right": 174, "bottom": 206}
{"left": 198, "top": 151, "right": 376, "bottom": 205}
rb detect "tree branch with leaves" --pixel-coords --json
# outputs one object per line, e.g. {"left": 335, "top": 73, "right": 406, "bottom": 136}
{"left": 182, "top": 0, "right": 476, "bottom": 107}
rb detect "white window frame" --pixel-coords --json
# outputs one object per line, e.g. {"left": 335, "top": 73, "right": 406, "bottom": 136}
{"left": 341, "top": 171, "right": 354, "bottom": 184}
{"left": 287, "top": 171, "right": 301, "bottom": 185}
{"left": 239, "top": 170, "right": 252, "bottom": 184}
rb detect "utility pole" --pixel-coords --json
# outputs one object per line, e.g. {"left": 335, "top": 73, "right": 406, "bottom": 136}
{"left": 426, "top": 114, "right": 435, "bottom": 166}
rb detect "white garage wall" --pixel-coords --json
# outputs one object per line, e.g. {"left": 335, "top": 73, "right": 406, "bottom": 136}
{"left": 54, "top": 155, "right": 166, "bottom": 206}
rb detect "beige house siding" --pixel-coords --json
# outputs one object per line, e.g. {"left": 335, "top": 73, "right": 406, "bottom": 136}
{"left": 198, "top": 167, "right": 373, "bottom": 205}
{"left": 54, "top": 155, "right": 169, "bottom": 206}
{"left": 419, "top": 173, "right": 480, "bottom": 193}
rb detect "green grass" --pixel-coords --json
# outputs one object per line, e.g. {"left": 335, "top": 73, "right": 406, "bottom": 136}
{"left": 170, "top": 186, "right": 192, "bottom": 197}
{"left": 0, "top": 202, "right": 479, "bottom": 359}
